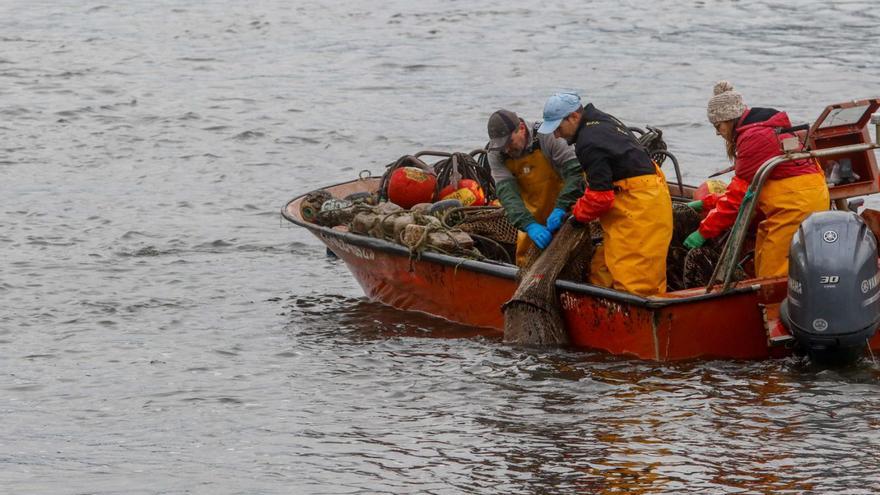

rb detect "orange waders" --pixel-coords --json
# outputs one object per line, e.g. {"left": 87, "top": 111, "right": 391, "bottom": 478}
{"left": 505, "top": 148, "right": 564, "bottom": 266}
{"left": 754, "top": 170, "right": 829, "bottom": 278}
{"left": 589, "top": 166, "right": 673, "bottom": 296}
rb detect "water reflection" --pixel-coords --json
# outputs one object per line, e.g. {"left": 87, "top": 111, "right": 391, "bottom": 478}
{"left": 282, "top": 292, "right": 880, "bottom": 492}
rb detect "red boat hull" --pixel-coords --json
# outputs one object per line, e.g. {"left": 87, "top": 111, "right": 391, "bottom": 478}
{"left": 285, "top": 178, "right": 880, "bottom": 361}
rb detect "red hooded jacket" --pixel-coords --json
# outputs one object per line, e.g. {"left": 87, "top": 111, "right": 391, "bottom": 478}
{"left": 698, "top": 109, "right": 821, "bottom": 239}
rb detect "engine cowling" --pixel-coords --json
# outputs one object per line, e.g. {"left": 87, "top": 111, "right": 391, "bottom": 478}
{"left": 781, "top": 211, "right": 880, "bottom": 364}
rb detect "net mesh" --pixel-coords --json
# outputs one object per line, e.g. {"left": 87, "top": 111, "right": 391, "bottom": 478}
{"left": 441, "top": 206, "right": 518, "bottom": 244}
{"left": 503, "top": 220, "right": 593, "bottom": 345}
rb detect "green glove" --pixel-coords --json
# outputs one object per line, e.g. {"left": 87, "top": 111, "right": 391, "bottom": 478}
{"left": 687, "top": 200, "right": 703, "bottom": 213}
{"left": 684, "top": 231, "right": 706, "bottom": 249}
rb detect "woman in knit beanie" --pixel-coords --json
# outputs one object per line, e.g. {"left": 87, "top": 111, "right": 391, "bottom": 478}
{"left": 707, "top": 81, "right": 747, "bottom": 160}
{"left": 684, "top": 81, "right": 830, "bottom": 278}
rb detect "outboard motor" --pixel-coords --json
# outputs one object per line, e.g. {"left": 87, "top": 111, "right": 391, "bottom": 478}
{"left": 781, "top": 211, "right": 880, "bottom": 364}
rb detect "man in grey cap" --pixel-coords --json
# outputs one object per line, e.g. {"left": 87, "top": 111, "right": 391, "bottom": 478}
{"left": 486, "top": 109, "right": 584, "bottom": 265}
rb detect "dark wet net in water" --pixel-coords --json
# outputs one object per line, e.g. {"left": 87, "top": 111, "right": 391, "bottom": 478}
{"left": 504, "top": 220, "right": 593, "bottom": 345}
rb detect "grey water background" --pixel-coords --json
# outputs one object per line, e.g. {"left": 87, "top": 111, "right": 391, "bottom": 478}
{"left": 3, "top": 0, "right": 880, "bottom": 493}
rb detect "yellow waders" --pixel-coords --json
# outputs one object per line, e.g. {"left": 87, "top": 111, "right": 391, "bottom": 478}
{"left": 754, "top": 170, "right": 829, "bottom": 278}
{"left": 589, "top": 166, "right": 673, "bottom": 296}
{"left": 505, "top": 149, "right": 564, "bottom": 266}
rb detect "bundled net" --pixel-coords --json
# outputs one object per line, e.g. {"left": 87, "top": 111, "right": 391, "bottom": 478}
{"left": 682, "top": 241, "right": 748, "bottom": 288}
{"left": 503, "top": 220, "right": 593, "bottom": 345}
{"left": 299, "top": 190, "right": 334, "bottom": 224}
{"left": 663, "top": 202, "right": 750, "bottom": 289}
{"left": 308, "top": 197, "right": 481, "bottom": 258}
{"left": 666, "top": 202, "right": 702, "bottom": 291}
{"left": 557, "top": 220, "right": 602, "bottom": 283}
{"left": 441, "top": 206, "right": 518, "bottom": 244}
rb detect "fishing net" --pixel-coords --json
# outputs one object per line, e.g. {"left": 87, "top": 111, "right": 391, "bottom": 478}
{"left": 682, "top": 246, "right": 721, "bottom": 288}
{"left": 300, "top": 190, "right": 333, "bottom": 224}
{"left": 441, "top": 206, "right": 518, "bottom": 244}
{"left": 503, "top": 219, "right": 593, "bottom": 345}
{"left": 437, "top": 205, "right": 519, "bottom": 264}
{"left": 681, "top": 236, "right": 749, "bottom": 288}
{"left": 670, "top": 202, "right": 702, "bottom": 246}
{"left": 665, "top": 202, "right": 750, "bottom": 290}
{"left": 399, "top": 222, "right": 475, "bottom": 255}
{"left": 313, "top": 199, "right": 480, "bottom": 258}
{"left": 666, "top": 202, "right": 702, "bottom": 291}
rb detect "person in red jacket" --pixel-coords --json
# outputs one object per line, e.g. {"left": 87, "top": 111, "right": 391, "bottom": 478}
{"left": 684, "top": 81, "right": 829, "bottom": 278}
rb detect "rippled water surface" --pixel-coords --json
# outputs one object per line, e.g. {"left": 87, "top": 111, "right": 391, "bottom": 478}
{"left": 3, "top": 1, "right": 880, "bottom": 493}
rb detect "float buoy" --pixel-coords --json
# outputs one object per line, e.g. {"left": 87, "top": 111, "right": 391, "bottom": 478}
{"left": 440, "top": 179, "right": 486, "bottom": 206}
{"left": 694, "top": 179, "right": 727, "bottom": 201}
{"left": 387, "top": 167, "right": 437, "bottom": 209}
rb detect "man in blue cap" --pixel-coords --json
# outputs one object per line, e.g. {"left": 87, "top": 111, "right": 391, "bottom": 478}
{"left": 538, "top": 92, "right": 673, "bottom": 296}
{"left": 486, "top": 109, "right": 585, "bottom": 265}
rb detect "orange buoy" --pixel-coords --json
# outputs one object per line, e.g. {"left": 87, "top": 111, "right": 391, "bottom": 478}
{"left": 694, "top": 179, "right": 726, "bottom": 201}
{"left": 457, "top": 179, "right": 486, "bottom": 206}
{"left": 442, "top": 187, "right": 479, "bottom": 206}
{"left": 387, "top": 167, "right": 437, "bottom": 209}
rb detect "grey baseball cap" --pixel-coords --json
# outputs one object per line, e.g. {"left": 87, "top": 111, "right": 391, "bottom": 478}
{"left": 487, "top": 109, "right": 520, "bottom": 151}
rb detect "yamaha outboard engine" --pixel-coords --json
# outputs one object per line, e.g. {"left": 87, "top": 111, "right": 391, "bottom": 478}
{"left": 781, "top": 211, "right": 880, "bottom": 364}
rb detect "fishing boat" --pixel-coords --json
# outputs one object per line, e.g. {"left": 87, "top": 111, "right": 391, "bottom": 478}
{"left": 283, "top": 99, "right": 880, "bottom": 362}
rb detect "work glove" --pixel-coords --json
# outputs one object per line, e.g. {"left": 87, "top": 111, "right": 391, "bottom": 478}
{"left": 684, "top": 231, "right": 706, "bottom": 249}
{"left": 687, "top": 200, "right": 703, "bottom": 213}
{"left": 545, "top": 208, "right": 566, "bottom": 233}
{"left": 524, "top": 223, "right": 552, "bottom": 249}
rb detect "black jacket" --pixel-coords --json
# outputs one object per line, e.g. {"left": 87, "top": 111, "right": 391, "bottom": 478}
{"left": 740, "top": 107, "right": 779, "bottom": 127}
{"left": 572, "top": 104, "right": 655, "bottom": 191}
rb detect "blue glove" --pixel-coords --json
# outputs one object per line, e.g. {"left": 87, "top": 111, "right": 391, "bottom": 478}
{"left": 525, "top": 223, "right": 552, "bottom": 249}
{"left": 687, "top": 200, "right": 703, "bottom": 213}
{"left": 684, "top": 231, "right": 706, "bottom": 249}
{"left": 545, "top": 208, "right": 566, "bottom": 233}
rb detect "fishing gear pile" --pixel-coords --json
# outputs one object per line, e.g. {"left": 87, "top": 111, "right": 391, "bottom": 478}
{"left": 300, "top": 151, "right": 520, "bottom": 261}
{"left": 378, "top": 151, "right": 496, "bottom": 209}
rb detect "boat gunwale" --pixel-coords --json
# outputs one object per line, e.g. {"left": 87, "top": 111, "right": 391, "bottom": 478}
{"left": 282, "top": 180, "right": 763, "bottom": 310}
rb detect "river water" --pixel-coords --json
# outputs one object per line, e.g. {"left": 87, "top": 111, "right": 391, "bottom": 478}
{"left": 3, "top": 1, "right": 880, "bottom": 493}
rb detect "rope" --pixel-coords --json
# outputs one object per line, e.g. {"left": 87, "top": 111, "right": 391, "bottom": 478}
{"left": 432, "top": 152, "right": 496, "bottom": 202}
{"left": 467, "top": 233, "right": 512, "bottom": 264}
{"left": 378, "top": 151, "right": 497, "bottom": 204}
{"left": 400, "top": 221, "right": 486, "bottom": 261}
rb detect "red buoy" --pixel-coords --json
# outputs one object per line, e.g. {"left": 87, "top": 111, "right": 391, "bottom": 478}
{"left": 387, "top": 167, "right": 437, "bottom": 209}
